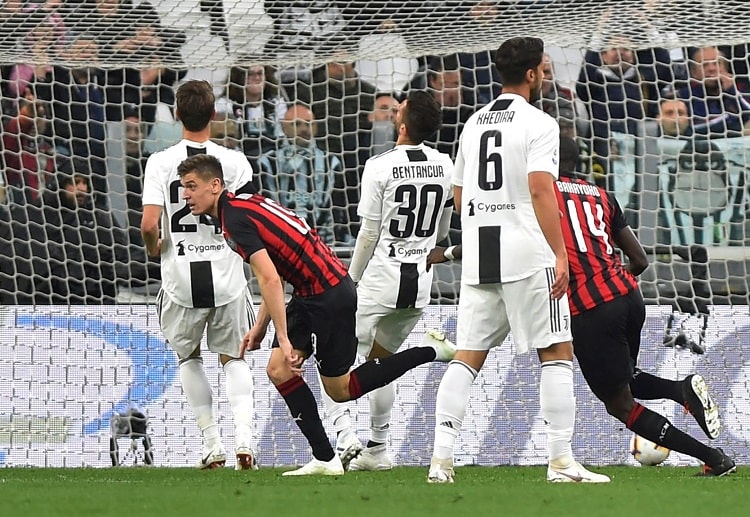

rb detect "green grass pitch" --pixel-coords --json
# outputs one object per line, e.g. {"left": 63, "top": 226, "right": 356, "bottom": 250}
{"left": 1, "top": 466, "right": 746, "bottom": 516}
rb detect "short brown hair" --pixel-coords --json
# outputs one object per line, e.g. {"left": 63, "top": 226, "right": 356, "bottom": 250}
{"left": 177, "top": 154, "right": 224, "bottom": 185}
{"left": 176, "top": 80, "right": 215, "bottom": 132}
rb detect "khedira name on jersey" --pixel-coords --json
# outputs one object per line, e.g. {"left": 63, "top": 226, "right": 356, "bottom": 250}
{"left": 475, "top": 111, "right": 516, "bottom": 125}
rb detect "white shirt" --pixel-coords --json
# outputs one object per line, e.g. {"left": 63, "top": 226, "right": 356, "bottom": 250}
{"left": 142, "top": 139, "right": 254, "bottom": 307}
{"left": 357, "top": 143, "right": 454, "bottom": 308}
{"left": 455, "top": 93, "right": 559, "bottom": 284}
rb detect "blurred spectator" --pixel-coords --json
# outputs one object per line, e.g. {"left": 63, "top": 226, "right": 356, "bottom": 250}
{"left": 66, "top": 0, "right": 184, "bottom": 63}
{"left": 97, "top": 1, "right": 186, "bottom": 123}
{"left": 362, "top": 92, "right": 399, "bottom": 156}
{"left": 6, "top": 1, "right": 69, "bottom": 100}
{"left": 0, "top": 196, "right": 53, "bottom": 304}
{"left": 122, "top": 105, "right": 149, "bottom": 233}
{"left": 35, "top": 33, "right": 110, "bottom": 208}
{"left": 576, "top": 33, "right": 646, "bottom": 182}
{"left": 538, "top": 52, "right": 584, "bottom": 137}
{"left": 289, "top": 53, "right": 376, "bottom": 239}
{"left": 422, "top": 54, "right": 474, "bottom": 159}
{"left": 216, "top": 63, "right": 288, "bottom": 162}
{"left": 41, "top": 163, "right": 154, "bottom": 303}
{"left": 258, "top": 103, "right": 342, "bottom": 245}
{"left": 656, "top": 98, "right": 692, "bottom": 138}
{"left": 677, "top": 46, "right": 750, "bottom": 138}
{"left": 2, "top": 94, "right": 55, "bottom": 204}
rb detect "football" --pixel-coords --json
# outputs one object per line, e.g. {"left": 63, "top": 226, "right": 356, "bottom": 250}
{"left": 630, "top": 433, "right": 670, "bottom": 466}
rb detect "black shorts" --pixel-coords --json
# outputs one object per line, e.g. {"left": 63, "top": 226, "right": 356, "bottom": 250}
{"left": 272, "top": 276, "right": 357, "bottom": 377}
{"left": 571, "top": 289, "right": 645, "bottom": 401}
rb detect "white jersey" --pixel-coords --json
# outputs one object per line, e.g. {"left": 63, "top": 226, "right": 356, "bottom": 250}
{"left": 358, "top": 143, "right": 454, "bottom": 308}
{"left": 142, "top": 139, "right": 254, "bottom": 308}
{"left": 455, "top": 93, "right": 559, "bottom": 284}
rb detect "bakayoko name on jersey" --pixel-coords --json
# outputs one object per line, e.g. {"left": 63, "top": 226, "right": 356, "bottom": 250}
{"left": 556, "top": 181, "right": 601, "bottom": 196}
{"left": 392, "top": 164, "right": 445, "bottom": 179}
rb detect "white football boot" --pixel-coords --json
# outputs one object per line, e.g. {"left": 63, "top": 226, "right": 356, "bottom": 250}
{"left": 235, "top": 426, "right": 259, "bottom": 471}
{"left": 422, "top": 329, "right": 457, "bottom": 362}
{"left": 547, "top": 461, "right": 610, "bottom": 483}
{"left": 196, "top": 442, "right": 227, "bottom": 469}
{"left": 427, "top": 456, "right": 455, "bottom": 483}
{"left": 349, "top": 444, "right": 393, "bottom": 471}
{"left": 282, "top": 454, "right": 345, "bottom": 476}
{"left": 335, "top": 431, "right": 364, "bottom": 470}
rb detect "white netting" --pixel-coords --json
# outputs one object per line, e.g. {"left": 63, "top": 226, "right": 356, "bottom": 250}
{"left": 0, "top": 0, "right": 749, "bottom": 307}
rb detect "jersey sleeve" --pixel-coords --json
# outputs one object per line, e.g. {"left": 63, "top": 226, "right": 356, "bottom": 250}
{"left": 224, "top": 152, "right": 255, "bottom": 193}
{"left": 357, "top": 159, "right": 384, "bottom": 221}
{"left": 452, "top": 130, "right": 466, "bottom": 187}
{"left": 141, "top": 153, "right": 166, "bottom": 206}
{"left": 223, "top": 204, "right": 264, "bottom": 260}
{"left": 527, "top": 117, "right": 560, "bottom": 179}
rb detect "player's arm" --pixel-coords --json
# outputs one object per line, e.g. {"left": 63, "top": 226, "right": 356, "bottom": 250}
{"left": 426, "top": 244, "right": 462, "bottom": 271}
{"left": 141, "top": 205, "right": 162, "bottom": 257}
{"left": 247, "top": 249, "right": 301, "bottom": 371}
{"left": 529, "top": 171, "right": 568, "bottom": 299}
{"left": 348, "top": 216, "right": 379, "bottom": 283}
{"left": 614, "top": 226, "right": 649, "bottom": 276}
{"left": 608, "top": 193, "right": 649, "bottom": 276}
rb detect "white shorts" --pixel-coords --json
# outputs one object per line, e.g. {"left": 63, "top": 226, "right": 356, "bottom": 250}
{"left": 156, "top": 285, "right": 255, "bottom": 360}
{"left": 457, "top": 268, "right": 572, "bottom": 354}
{"left": 356, "top": 299, "right": 423, "bottom": 356}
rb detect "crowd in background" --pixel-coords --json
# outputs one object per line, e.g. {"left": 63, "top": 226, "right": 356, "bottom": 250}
{"left": 1, "top": 0, "right": 750, "bottom": 304}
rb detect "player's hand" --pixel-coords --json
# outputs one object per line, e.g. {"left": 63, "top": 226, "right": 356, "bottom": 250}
{"left": 279, "top": 338, "right": 304, "bottom": 375}
{"left": 550, "top": 254, "right": 569, "bottom": 300}
{"left": 241, "top": 326, "right": 265, "bottom": 354}
{"left": 426, "top": 246, "right": 447, "bottom": 272}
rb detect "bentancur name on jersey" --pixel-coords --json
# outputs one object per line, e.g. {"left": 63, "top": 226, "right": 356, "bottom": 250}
{"left": 391, "top": 164, "right": 446, "bottom": 179}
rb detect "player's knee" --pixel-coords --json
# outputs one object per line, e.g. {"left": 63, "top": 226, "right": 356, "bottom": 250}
{"left": 604, "top": 395, "right": 635, "bottom": 423}
{"left": 265, "top": 356, "right": 287, "bottom": 384}
{"left": 327, "top": 387, "right": 350, "bottom": 403}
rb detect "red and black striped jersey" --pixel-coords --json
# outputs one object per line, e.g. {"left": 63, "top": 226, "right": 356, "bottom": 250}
{"left": 555, "top": 177, "right": 638, "bottom": 315}
{"left": 219, "top": 192, "right": 348, "bottom": 297}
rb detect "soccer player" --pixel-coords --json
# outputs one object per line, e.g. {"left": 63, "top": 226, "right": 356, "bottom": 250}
{"left": 424, "top": 37, "right": 609, "bottom": 484}
{"left": 140, "top": 80, "right": 259, "bottom": 471}
{"left": 175, "top": 153, "right": 456, "bottom": 476}
{"left": 320, "top": 91, "right": 456, "bottom": 471}
{"left": 428, "top": 136, "right": 736, "bottom": 477}
{"left": 554, "top": 137, "right": 735, "bottom": 476}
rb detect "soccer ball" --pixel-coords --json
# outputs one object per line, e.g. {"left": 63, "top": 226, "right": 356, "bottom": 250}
{"left": 630, "top": 433, "right": 670, "bottom": 466}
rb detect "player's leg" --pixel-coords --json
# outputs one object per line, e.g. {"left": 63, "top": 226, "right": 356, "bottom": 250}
{"left": 210, "top": 286, "right": 258, "bottom": 470}
{"left": 157, "top": 291, "right": 225, "bottom": 468}
{"left": 505, "top": 270, "right": 608, "bottom": 483}
{"left": 574, "top": 291, "right": 735, "bottom": 476}
{"left": 427, "top": 283, "right": 503, "bottom": 483}
{"left": 266, "top": 298, "right": 344, "bottom": 476}
{"left": 348, "top": 306, "right": 424, "bottom": 471}
{"left": 630, "top": 371, "right": 721, "bottom": 439}
{"left": 318, "top": 279, "right": 455, "bottom": 404}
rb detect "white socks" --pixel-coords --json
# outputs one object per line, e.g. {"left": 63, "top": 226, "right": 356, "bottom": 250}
{"left": 180, "top": 357, "right": 220, "bottom": 447}
{"left": 539, "top": 360, "right": 575, "bottom": 465}
{"left": 433, "top": 360, "right": 477, "bottom": 460}
{"left": 223, "top": 359, "right": 255, "bottom": 439}
{"left": 369, "top": 383, "right": 396, "bottom": 444}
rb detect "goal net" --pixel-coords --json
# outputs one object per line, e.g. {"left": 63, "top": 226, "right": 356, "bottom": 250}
{"left": 0, "top": 1, "right": 749, "bottom": 467}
